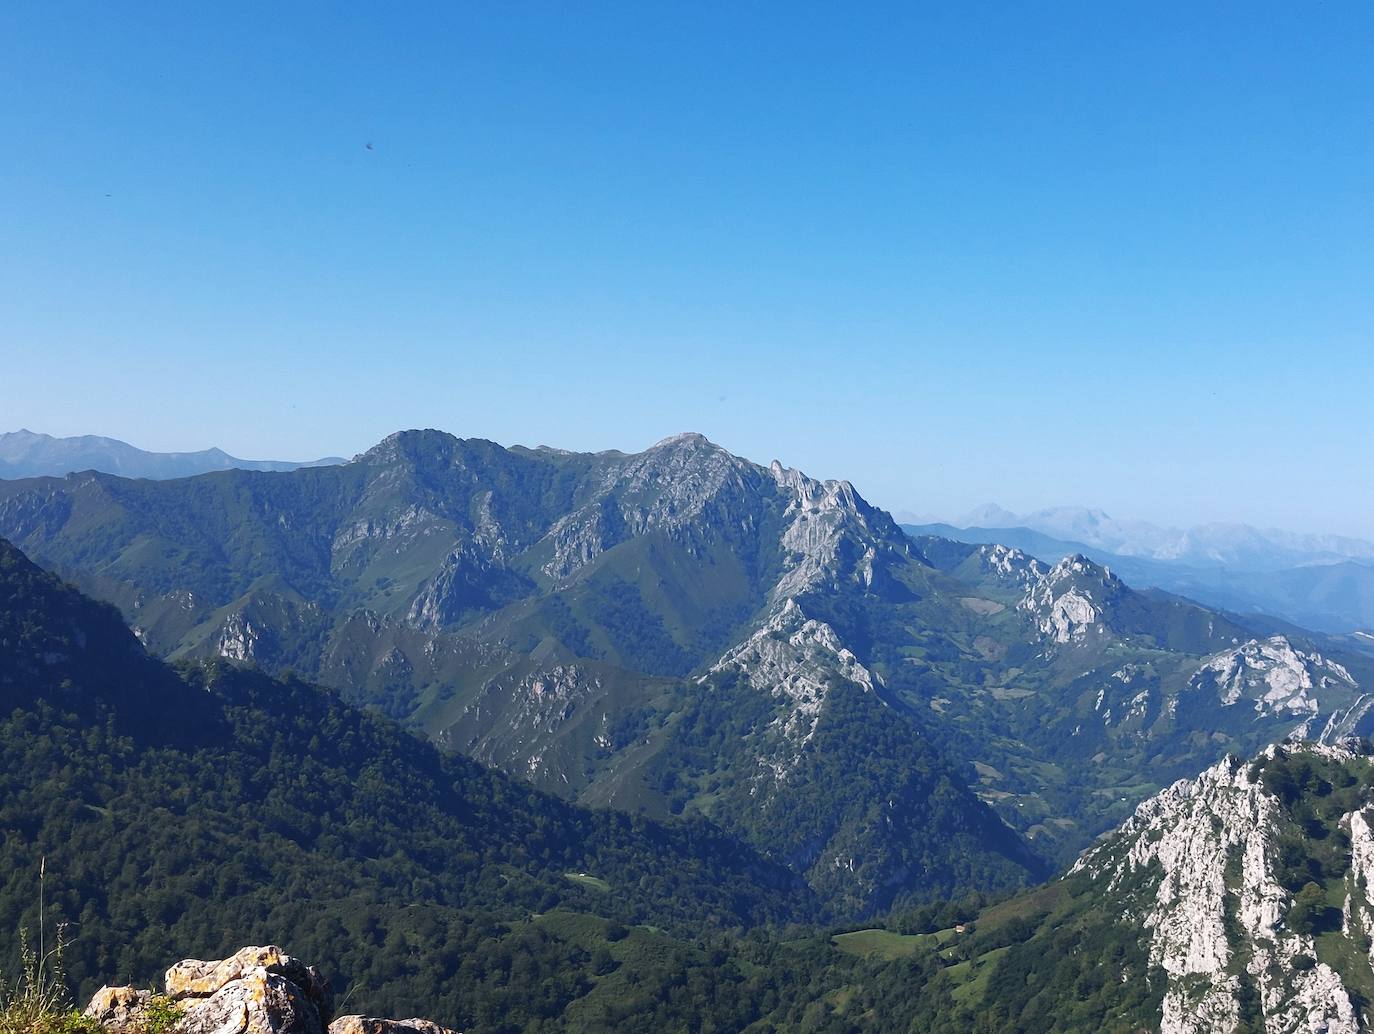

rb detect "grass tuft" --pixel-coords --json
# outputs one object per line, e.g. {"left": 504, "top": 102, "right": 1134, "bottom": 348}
{"left": 0, "top": 862, "right": 104, "bottom": 1034}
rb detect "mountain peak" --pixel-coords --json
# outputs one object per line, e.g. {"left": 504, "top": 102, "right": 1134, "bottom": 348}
{"left": 648, "top": 431, "right": 718, "bottom": 451}
{"left": 1046, "top": 553, "right": 1117, "bottom": 583}
{"left": 363, "top": 427, "right": 460, "bottom": 449}
{"left": 355, "top": 429, "right": 468, "bottom": 465}
{"left": 1019, "top": 554, "right": 1125, "bottom": 644}
{"left": 1189, "top": 635, "right": 1359, "bottom": 726}
{"left": 957, "top": 502, "right": 1022, "bottom": 528}
{"left": 973, "top": 543, "right": 1048, "bottom": 586}
{"left": 768, "top": 461, "right": 878, "bottom": 530}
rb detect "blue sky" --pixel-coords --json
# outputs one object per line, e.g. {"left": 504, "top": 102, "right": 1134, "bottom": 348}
{"left": 2, "top": 3, "right": 1371, "bottom": 535}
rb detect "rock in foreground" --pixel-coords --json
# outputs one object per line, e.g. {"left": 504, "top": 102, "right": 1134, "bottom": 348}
{"left": 84, "top": 946, "right": 456, "bottom": 1034}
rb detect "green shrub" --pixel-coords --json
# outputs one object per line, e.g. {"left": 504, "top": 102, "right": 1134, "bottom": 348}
{"left": 141, "top": 996, "right": 181, "bottom": 1034}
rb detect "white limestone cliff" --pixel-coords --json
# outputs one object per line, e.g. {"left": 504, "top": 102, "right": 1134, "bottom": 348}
{"left": 1019, "top": 555, "right": 1120, "bottom": 644}
{"left": 1191, "top": 636, "right": 1359, "bottom": 719}
{"left": 1073, "top": 744, "right": 1370, "bottom": 1034}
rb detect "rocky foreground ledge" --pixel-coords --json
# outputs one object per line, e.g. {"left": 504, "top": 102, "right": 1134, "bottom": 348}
{"left": 84, "top": 946, "right": 456, "bottom": 1034}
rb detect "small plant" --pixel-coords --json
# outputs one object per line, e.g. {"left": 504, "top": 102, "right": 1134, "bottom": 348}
{"left": 334, "top": 982, "right": 361, "bottom": 1018}
{"left": 0, "top": 927, "right": 102, "bottom": 1034}
{"left": 140, "top": 995, "right": 181, "bottom": 1034}
{"left": 0, "top": 861, "right": 104, "bottom": 1034}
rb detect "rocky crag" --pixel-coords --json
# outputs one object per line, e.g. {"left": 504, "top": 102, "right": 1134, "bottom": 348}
{"left": 1071, "top": 740, "right": 1374, "bottom": 1033}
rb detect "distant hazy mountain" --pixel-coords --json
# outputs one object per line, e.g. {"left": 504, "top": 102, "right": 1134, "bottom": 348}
{"left": 911, "top": 519, "right": 1374, "bottom": 634}
{"left": 952, "top": 502, "right": 1022, "bottom": 529}
{"left": 0, "top": 429, "right": 344, "bottom": 479}
{"left": 949, "top": 502, "right": 1374, "bottom": 570}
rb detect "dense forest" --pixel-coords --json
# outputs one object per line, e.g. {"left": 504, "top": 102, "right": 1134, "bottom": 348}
{"left": 0, "top": 538, "right": 808, "bottom": 1025}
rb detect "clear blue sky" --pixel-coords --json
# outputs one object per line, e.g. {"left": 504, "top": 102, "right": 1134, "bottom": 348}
{"left": 2, "top": 2, "right": 1371, "bottom": 535}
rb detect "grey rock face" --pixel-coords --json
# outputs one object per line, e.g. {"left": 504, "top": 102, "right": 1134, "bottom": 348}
{"left": 86, "top": 946, "right": 331, "bottom": 1034}
{"left": 1072, "top": 745, "right": 1370, "bottom": 1034}
{"left": 1019, "top": 554, "right": 1124, "bottom": 645}
{"left": 1189, "top": 636, "right": 1358, "bottom": 723}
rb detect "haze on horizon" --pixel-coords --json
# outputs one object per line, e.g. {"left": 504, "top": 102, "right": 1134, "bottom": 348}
{"left": 2, "top": 3, "right": 1371, "bottom": 537}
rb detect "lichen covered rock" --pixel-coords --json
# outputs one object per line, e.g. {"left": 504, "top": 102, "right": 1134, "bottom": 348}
{"left": 84, "top": 986, "right": 152, "bottom": 1030}
{"left": 329, "top": 1017, "right": 457, "bottom": 1034}
{"left": 84, "top": 947, "right": 449, "bottom": 1034}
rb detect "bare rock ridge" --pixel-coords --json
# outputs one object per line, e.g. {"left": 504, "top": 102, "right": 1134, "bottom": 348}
{"left": 85, "top": 946, "right": 456, "bottom": 1034}
{"left": 1072, "top": 741, "right": 1374, "bottom": 1034}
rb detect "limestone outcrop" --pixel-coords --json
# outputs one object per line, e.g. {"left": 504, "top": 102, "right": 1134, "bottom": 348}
{"left": 1071, "top": 743, "right": 1371, "bottom": 1034}
{"left": 84, "top": 946, "right": 456, "bottom": 1034}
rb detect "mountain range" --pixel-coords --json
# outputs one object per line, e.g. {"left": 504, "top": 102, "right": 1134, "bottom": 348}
{"left": 4, "top": 429, "right": 1372, "bottom": 904}
{"left": 0, "top": 429, "right": 344, "bottom": 480}
{"left": 7, "top": 428, "right": 1374, "bottom": 1029}
{"left": 911, "top": 518, "right": 1374, "bottom": 635}
{"left": 938, "top": 503, "right": 1374, "bottom": 570}
{"left": 15, "top": 427, "right": 1369, "bottom": 634}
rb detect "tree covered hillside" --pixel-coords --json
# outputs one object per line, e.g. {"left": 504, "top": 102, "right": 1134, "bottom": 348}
{"left": 0, "top": 538, "right": 822, "bottom": 1028}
